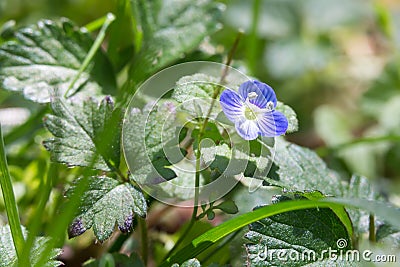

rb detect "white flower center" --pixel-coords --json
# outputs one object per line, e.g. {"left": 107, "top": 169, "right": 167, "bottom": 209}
{"left": 243, "top": 101, "right": 263, "bottom": 120}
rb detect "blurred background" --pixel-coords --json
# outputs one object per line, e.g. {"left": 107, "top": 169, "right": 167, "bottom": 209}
{"left": 1, "top": 0, "right": 400, "bottom": 265}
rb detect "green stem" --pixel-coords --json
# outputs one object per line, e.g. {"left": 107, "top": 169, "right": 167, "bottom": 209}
{"left": 139, "top": 217, "right": 148, "bottom": 265}
{"left": 64, "top": 13, "right": 116, "bottom": 98}
{"left": 0, "top": 124, "right": 24, "bottom": 260}
{"left": 247, "top": 0, "right": 261, "bottom": 74}
{"left": 369, "top": 214, "right": 376, "bottom": 242}
{"left": 163, "top": 33, "right": 242, "bottom": 261}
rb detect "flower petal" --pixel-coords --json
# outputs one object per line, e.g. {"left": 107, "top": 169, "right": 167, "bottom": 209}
{"left": 257, "top": 110, "right": 288, "bottom": 137}
{"left": 239, "top": 80, "right": 277, "bottom": 109}
{"left": 219, "top": 89, "right": 244, "bottom": 122}
{"left": 235, "top": 119, "right": 259, "bottom": 140}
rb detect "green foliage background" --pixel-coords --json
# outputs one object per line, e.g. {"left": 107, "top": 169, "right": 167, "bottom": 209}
{"left": 1, "top": 0, "right": 400, "bottom": 266}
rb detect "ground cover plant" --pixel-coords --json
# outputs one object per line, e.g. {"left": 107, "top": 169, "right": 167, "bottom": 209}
{"left": 1, "top": 0, "right": 400, "bottom": 266}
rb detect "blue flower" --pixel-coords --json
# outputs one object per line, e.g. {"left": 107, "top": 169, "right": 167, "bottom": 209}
{"left": 219, "top": 80, "right": 288, "bottom": 140}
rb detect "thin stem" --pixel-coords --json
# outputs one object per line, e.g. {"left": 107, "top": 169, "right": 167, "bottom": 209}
{"left": 200, "top": 31, "right": 243, "bottom": 133}
{"left": 0, "top": 124, "right": 25, "bottom": 261}
{"left": 163, "top": 32, "right": 242, "bottom": 261}
{"left": 247, "top": 0, "right": 261, "bottom": 74}
{"left": 369, "top": 214, "right": 376, "bottom": 242}
{"left": 138, "top": 217, "right": 148, "bottom": 265}
{"left": 64, "top": 13, "right": 115, "bottom": 98}
{"left": 162, "top": 140, "right": 201, "bottom": 260}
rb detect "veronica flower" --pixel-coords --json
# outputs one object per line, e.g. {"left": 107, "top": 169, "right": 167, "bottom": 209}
{"left": 219, "top": 80, "right": 288, "bottom": 140}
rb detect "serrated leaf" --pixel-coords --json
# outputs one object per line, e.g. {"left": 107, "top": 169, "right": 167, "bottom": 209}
{"left": 343, "top": 175, "right": 382, "bottom": 235}
{"left": 266, "top": 138, "right": 344, "bottom": 196}
{"left": 129, "top": 0, "right": 223, "bottom": 82}
{"left": 171, "top": 258, "right": 201, "bottom": 267}
{"left": 244, "top": 193, "right": 353, "bottom": 267}
{"left": 275, "top": 101, "right": 298, "bottom": 133}
{"left": 83, "top": 252, "right": 144, "bottom": 267}
{"left": 124, "top": 101, "right": 184, "bottom": 184}
{"left": 0, "top": 225, "right": 62, "bottom": 267}
{"left": 66, "top": 176, "right": 147, "bottom": 242}
{"left": 173, "top": 73, "right": 221, "bottom": 120}
{"left": 173, "top": 73, "right": 219, "bottom": 103}
{"left": 0, "top": 19, "right": 116, "bottom": 103}
{"left": 43, "top": 96, "right": 122, "bottom": 171}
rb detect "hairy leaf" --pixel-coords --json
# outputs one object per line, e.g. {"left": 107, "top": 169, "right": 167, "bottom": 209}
{"left": 201, "top": 137, "right": 274, "bottom": 181}
{"left": 266, "top": 138, "right": 344, "bottom": 196}
{"left": 129, "top": 0, "right": 223, "bottom": 83}
{"left": 43, "top": 96, "right": 122, "bottom": 171}
{"left": 172, "top": 258, "right": 201, "bottom": 267}
{"left": 275, "top": 101, "right": 298, "bottom": 133}
{"left": 343, "top": 175, "right": 382, "bottom": 235}
{"left": 244, "top": 193, "right": 353, "bottom": 267}
{"left": 0, "top": 19, "right": 115, "bottom": 103}
{"left": 0, "top": 225, "right": 62, "bottom": 267}
{"left": 124, "top": 101, "right": 184, "bottom": 184}
{"left": 66, "top": 176, "right": 147, "bottom": 242}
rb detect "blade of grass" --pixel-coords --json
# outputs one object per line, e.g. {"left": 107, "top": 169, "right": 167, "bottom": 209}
{"left": 33, "top": 173, "right": 90, "bottom": 267}
{"left": 64, "top": 13, "right": 116, "bottom": 98}
{"left": 19, "top": 163, "right": 56, "bottom": 267}
{"left": 84, "top": 15, "right": 108, "bottom": 32}
{"left": 161, "top": 198, "right": 400, "bottom": 266}
{"left": 0, "top": 124, "right": 24, "bottom": 260}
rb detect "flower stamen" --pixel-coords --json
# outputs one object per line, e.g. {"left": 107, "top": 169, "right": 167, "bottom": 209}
{"left": 248, "top": 92, "right": 258, "bottom": 100}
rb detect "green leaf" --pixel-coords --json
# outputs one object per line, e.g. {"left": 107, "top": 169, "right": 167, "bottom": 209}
{"left": 376, "top": 224, "right": 400, "bottom": 247}
{"left": 161, "top": 198, "right": 368, "bottom": 266}
{"left": 304, "top": 259, "right": 359, "bottom": 266}
{"left": 266, "top": 138, "right": 344, "bottom": 196}
{"left": 66, "top": 176, "right": 147, "bottom": 242}
{"left": 214, "top": 200, "right": 239, "bottom": 214}
{"left": 0, "top": 18, "right": 116, "bottom": 103}
{"left": 0, "top": 225, "right": 62, "bottom": 267}
{"left": 171, "top": 258, "right": 201, "bottom": 267}
{"left": 201, "top": 137, "right": 274, "bottom": 181}
{"left": 173, "top": 73, "right": 219, "bottom": 101}
{"left": 343, "top": 175, "right": 381, "bottom": 235}
{"left": 43, "top": 96, "right": 122, "bottom": 172}
{"left": 107, "top": 0, "right": 138, "bottom": 71}
{"left": 83, "top": 252, "right": 144, "bottom": 267}
{"left": 124, "top": 101, "right": 183, "bottom": 184}
{"left": 275, "top": 101, "right": 298, "bottom": 133}
{"left": 129, "top": 0, "right": 223, "bottom": 82}
{"left": 244, "top": 192, "right": 353, "bottom": 267}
